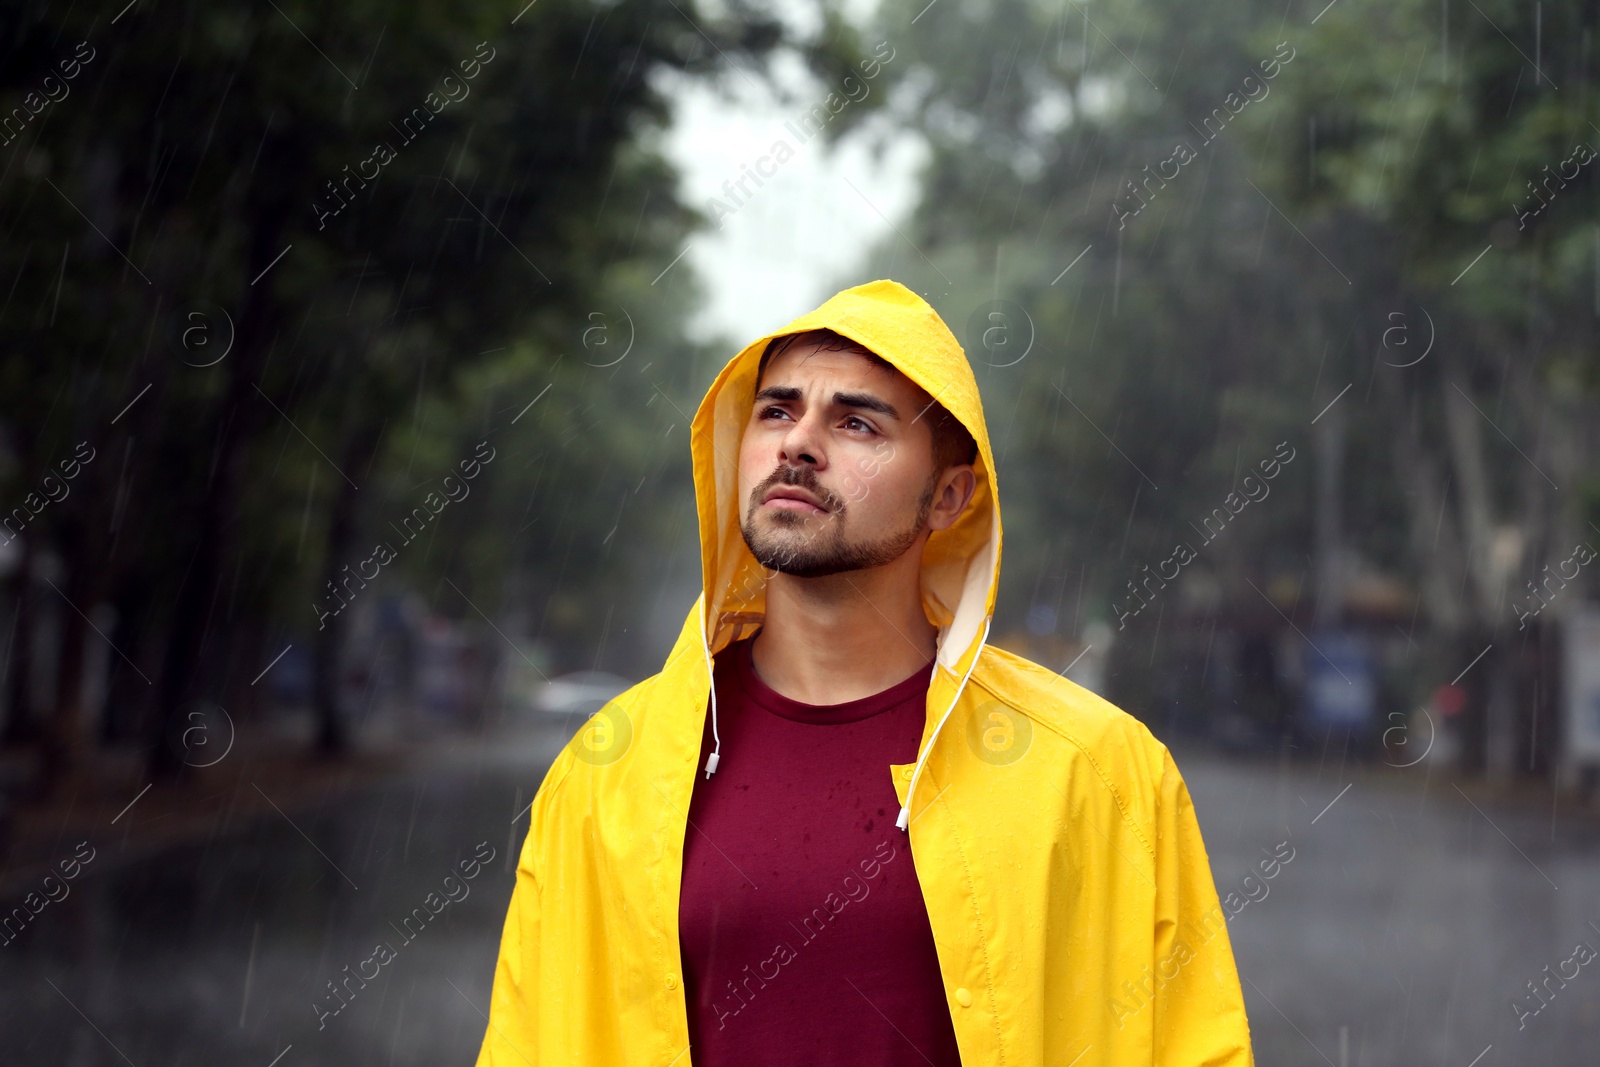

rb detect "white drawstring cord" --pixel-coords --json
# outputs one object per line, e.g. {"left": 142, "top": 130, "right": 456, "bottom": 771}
{"left": 703, "top": 601, "right": 721, "bottom": 778}
{"left": 896, "top": 616, "right": 991, "bottom": 830}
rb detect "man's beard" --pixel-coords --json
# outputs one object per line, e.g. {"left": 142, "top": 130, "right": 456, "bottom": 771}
{"left": 740, "top": 464, "right": 937, "bottom": 579}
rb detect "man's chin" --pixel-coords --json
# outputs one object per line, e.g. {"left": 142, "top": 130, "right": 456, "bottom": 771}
{"left": 742, "top": 523, "right": 838, "bottom": 577}
{"left": 756, "top": 554, "right": 849, "bottom": 579}
{"left": 747, "top": 537, "right": 820, "bottom": 572}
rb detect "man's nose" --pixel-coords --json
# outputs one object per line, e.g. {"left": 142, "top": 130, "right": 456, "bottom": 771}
{"left": 778, "top": 413, "right": 826, "bottom": 468}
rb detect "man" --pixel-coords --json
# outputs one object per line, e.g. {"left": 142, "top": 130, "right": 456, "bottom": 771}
{"left": 476, "top": 279, "right": 1255, "bottom": 1065}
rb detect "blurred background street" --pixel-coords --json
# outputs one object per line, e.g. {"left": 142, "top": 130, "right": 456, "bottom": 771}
{"left": 3, "top": 0, "right": 1600, "bottom": 1062}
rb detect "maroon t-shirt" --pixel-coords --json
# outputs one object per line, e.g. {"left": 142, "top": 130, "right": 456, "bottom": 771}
{"left": 678, "top": 635, "right": 963, "bottom": 1066}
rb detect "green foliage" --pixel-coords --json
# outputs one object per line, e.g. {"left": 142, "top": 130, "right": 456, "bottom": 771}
{"left": 0, "top": 0, "right": 814, "bottom": 754}
{"left": 851, "top": 0, "right": 1599, "bottom": 716}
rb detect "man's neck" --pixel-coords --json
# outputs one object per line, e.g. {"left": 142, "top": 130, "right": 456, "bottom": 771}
{"left": 748, "top": 550, "right": 937, "bottom": 706}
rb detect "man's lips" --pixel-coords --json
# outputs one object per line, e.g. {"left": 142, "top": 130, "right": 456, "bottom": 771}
{"left": 762, "top": 487, "right": 829, "bottom": 514}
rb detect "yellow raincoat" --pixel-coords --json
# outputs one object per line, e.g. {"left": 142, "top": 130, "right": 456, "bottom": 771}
{"left": 477, "top": 279, "right": 1255, "bottom": 1065}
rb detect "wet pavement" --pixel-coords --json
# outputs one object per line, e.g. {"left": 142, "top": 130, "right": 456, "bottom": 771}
{"left": 1196, "top": 750, "right": 1600, "bottom": 1066}
{"left": 0, "top": 719, "right": 573, "bottom": 1067}
{"left": 2, "top": 718, "right": 1597, "bottom": 1065}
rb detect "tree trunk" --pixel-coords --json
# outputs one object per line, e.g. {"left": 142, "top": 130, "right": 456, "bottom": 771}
{"left": 311, "top": 418, "right": 385, "bottom": 757}
{"left": 40, "top": 569, "right": 98, "bottom": 792}
{"left": 1439, "top": 370, "right": 1502, "bottom": 620}
{"left": 1371, "top": 364, "right": 1467, "bottom": 632}
{"left": 311, "top": 516, "right": 353, "bottom": 757}
{"left": 2, "top": 540, "right": 37, "bottom": 745}
{"left": 1312, "top": 398, "right": 1344, "bottom": 630}
{"left": 148, "top": 202, "right": 288, "bottom": 781}
{"left": 1483, "top": 645, "right": 1518, "bottom": 783}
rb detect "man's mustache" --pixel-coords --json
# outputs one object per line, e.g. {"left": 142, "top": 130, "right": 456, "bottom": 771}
{"left": 751, "top": 465, "right": 844, "bottom": 514}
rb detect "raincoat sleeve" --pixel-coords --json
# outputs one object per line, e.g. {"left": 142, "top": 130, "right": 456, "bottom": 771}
{"left": 475, "top": 819, "right": 543, "bottom": 1066}
{"left": 1150, "top": 746, "right": 1255, "bottom": 1065}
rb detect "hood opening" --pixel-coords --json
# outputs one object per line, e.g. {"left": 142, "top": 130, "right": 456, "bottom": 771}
{"left": 688, "top": 280, "right": 1003, "bottom": 822}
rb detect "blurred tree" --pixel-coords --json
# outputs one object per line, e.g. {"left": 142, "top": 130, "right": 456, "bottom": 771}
{"left": 0, "top": 0, "right": 875, "bottom": 788}
{"left": 848, "top": 0, "right": 1598, "bottom": 765}
{"left": 1261, "top": 0, "right": 1600, "bottom": 775}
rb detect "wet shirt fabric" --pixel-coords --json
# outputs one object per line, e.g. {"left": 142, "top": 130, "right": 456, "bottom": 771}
{"left": 678, "top": 636, "right": 961, "bottom": 1067}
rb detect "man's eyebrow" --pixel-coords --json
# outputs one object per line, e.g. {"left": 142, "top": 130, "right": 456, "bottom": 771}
{"left": 751, "top": 385, "right": 900, "bottom": 420}
{"left": 832, "top": 391, "right": 900, "bottom": 420}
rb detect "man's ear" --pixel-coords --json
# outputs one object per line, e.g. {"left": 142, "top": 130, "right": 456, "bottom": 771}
{"left": 927, "top": 465, "right": 977, "bottom": 532}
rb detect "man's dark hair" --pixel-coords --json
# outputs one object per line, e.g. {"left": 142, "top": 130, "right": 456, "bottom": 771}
{"left": 754, "top": 328, "right": 978, "bottom": 472}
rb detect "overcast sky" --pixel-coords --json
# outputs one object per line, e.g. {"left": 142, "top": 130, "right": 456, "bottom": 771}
{"left": 659, "top": 24, "right": 927, "bottom": 355}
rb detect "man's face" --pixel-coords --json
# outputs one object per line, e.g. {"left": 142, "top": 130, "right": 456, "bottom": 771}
{"left": 737, "top": 340, "right": 946, "bottom": 578}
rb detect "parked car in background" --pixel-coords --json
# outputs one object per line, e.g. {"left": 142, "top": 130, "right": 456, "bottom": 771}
{"left": 534, "top": 671, "right": 632, "bottom": 717}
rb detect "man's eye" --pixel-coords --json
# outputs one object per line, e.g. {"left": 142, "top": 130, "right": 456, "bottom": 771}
{"left": 843, "top": 416, "right": 874, "bottom": 433}
{"left": 759, "top": 406, "right": 791, "bottom": 420}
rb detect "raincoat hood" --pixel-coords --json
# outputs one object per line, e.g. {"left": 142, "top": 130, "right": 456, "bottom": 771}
{"left": 692, "top": 277, "right": 998, "bottom": 664}
{"left": 689, "top": 279, "right": 999, "bottom": 826}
